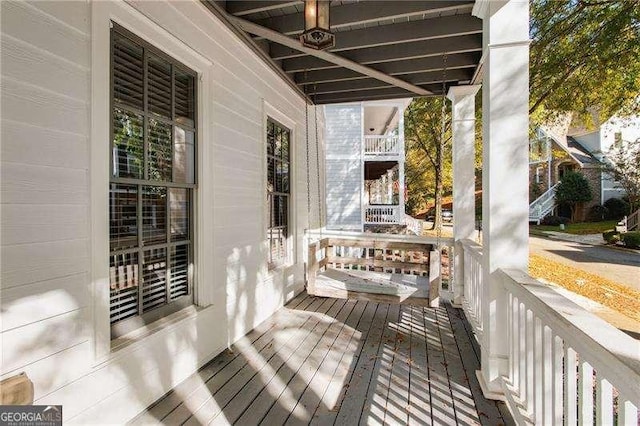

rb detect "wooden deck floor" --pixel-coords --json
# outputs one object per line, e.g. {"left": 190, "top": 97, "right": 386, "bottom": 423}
{"left": 131, "top": 293, "right": 513, "bottom": 425}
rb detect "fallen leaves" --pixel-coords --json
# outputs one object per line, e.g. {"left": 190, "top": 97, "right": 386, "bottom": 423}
{"left": 529, "top": 254, "right": 640, "bottom": 322}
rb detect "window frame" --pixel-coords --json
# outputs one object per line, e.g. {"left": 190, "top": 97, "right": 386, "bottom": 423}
{"left": 108, "top": 24, "right": 198, "bottom": 338}
{"left": 266, "top": 117, "right": 292, "bottom": 269}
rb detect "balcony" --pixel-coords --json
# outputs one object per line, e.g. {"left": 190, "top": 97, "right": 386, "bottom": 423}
{"left": 364, "top": 205, "right": 400, "bottom": 225}
{"left": 364, "top": 135, "right": 401, "bottom": 157}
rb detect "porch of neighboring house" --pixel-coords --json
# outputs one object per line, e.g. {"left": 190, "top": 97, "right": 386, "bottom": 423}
{"left": 132, "top": 293, "right": 511, "bottom": 425}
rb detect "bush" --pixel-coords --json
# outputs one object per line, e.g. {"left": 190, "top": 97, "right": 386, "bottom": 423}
{"left": 602, "top": 230, "right": 620, "bottom": 244}
{"left": 541, "top": 215, "right": 571, "bottom": 226}
{"left": 603, "top": 197, "right": 630, "bottom": 220}
{"left": 587, "top": 205, "right": 608, "bottom": 222}
{"left": 621, "top": 232, "right": 640, "bottom": 249}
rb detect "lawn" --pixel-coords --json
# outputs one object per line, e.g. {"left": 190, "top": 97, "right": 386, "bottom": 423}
{"left": 529, "top": 254, "right": 640, "bottom": 322}
{"left": 530, "top": 220, "right": 618, "bottom": 235}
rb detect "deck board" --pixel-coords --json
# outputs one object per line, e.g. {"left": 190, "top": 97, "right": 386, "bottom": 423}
{"left": 132, "top": 294, "right": 512, "bottom": 426}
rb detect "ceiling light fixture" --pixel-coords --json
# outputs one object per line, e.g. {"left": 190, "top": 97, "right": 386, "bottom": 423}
{"left": 300, "top": 0, "right": 335, "bottom": 50}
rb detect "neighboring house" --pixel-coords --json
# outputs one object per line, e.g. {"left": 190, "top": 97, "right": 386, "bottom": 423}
{"left": 324, "top": 100, "right": 411, "bottom": 231}
{"left": 529, "top": 114, "right": 639, "bottom": 221}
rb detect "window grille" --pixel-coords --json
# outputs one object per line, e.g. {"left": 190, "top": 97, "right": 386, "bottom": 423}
{"left": 109, "top": 25, "right": 196, "bottom": 337}
{"left": 266, "top": 118, "right": 291, "bottom": 268}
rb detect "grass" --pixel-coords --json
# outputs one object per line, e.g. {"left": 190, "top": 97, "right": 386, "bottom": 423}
{"left": 530, "top": 220, "right": 618, "bottom": 235}
{"left": 529, "top": 254, "right": 640, "bottom": 322}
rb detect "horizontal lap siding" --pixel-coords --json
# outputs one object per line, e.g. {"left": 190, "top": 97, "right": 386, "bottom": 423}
{"left": 0, "top": 0, "right": 92, "bottom": 403}
{"left": 1, "top": 0, "right": 322, "bottom": 423}
{"left": 324, "top": 105, "right": 362, "bottom": 230}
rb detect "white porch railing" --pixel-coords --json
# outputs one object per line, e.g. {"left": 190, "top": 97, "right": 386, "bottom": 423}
{"left": 529, "top": 183, "right": 558, "bottom": 224}
{"left": 458, "top": 242, "right": 640, "bottom": 425}
{"left": 402, "top": 213, "right": 424, "bottom": 236}
{"left": 365, "top": 205, "right": 400, "bottom": 224}
{"left": 364, "top": 135, "right": 401, "bottom": 155}
{"left": 460, "top": 239, "right": 483, "bottom": 339}
{"left": 621, "top": 208, "right": 640, "bottom": 232}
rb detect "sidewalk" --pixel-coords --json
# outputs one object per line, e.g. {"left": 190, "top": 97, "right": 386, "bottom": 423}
{"left": 543, "top": 231, "right": 604, "bottom": 245}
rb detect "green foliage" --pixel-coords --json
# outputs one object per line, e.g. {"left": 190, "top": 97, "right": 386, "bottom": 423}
{"left": 587, "top": 205, "right": 608, "bottom": 222}
{"left": 530, "top": 0, "right": 640, "bottom": 124}
{"left": 540, "top": 215, "right": 571, "bottom": 226}
{"left": 603, "top": 197, "right": 631, "bottom": 220}
{"left": 555, "top": 171, "right": 593, "bottom": 221}
{"left": 621, "top": 232, "right": 640, "bottom": 249}
{"left": 602, "top": 230, "right": 620, "bottom": 244}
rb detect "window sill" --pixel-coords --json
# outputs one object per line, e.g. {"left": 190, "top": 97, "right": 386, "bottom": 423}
{"left": 110, "top": 304, "right": 200, "bottom": 353}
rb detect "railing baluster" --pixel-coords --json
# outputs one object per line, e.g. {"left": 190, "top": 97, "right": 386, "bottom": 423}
{"left": 578, "top": 361, "right": 594, "bottom": 426}
{"left": 519, "top": 302, "right": 526, "bottom": 400}
{"left": 565, "top": 346, "right": 578, "bottom": 425}
{"left": 595, "top": 377, "right": 613, "bottom": 425}
{"left": 618, "top": 400, "right": 638, "bottom": 426}
{"left": 543, "top": 325, "right": 552, "bottom": 425}
{"left": 552, "top": 335, "right": 563, "bottom": 425}
{"left": 534, "top": 317, "right": 543, "bottom": 423}
{"left": 526, "top": 309, "right": 534, "bottom": 413}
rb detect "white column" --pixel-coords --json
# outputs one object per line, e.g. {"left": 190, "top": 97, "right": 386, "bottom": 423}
{"left": 447, "top": 85, "right": 480, "bottom": 306}
{"left": 475, "top": 0, "right": 530, "bottom": 399}
{"left": 398, "top": 106, "right": 406, "bottom": 222}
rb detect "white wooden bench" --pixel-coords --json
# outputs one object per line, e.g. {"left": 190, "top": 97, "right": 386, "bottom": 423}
{"left": 307, "top": 237, "right": 440, "bottom": 307}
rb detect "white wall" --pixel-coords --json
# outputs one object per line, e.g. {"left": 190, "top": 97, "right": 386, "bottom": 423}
{"left": 0, "top": 1, "right": 322, "bottom": 423}
{"left": 324, "top": 104, "right": 363, "bottom": 230}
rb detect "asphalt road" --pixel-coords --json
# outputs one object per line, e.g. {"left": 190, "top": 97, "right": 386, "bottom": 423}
{"left": 529, "top": 236, "right": 640, "bottom": 291}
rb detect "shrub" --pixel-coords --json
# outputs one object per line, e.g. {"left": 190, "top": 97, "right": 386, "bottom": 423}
{"left": 603, "top": 197, "right": 630, "bottom": 220}
{"left": 587, "top": 205, "right": 608, "bottom": 222}
{"left": 602, "top": 230, "right": 620, "bottom": 244}
{"left": 555, "top": 171, "right": 593, "bottom": 221}
{"left": 541, "top": 215, "right": 571, "bottom": 226}
{"left": 621, "top": 232, "right": 640, "bottom": 249}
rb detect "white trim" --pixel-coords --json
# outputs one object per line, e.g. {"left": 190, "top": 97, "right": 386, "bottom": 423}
{"left": 90, "top": 0, "right": 213, "bottom": 363}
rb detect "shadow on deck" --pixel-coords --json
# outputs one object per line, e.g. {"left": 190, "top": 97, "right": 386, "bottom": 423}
{"left": 131, "top": 293, "right": 514, "bottom": 425}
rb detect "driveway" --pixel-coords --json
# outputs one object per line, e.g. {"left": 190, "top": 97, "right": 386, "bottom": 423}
{"left": 529, "top": 236, "right": 640, "bottom": 291}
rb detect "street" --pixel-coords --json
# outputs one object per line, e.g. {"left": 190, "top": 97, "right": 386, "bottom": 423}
{"left": 529, "top": 236, "right": 640, "bottom": 291}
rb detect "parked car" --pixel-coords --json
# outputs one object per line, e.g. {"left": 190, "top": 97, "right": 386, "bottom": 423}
{"left": 442, "top": 209, "right": 453, "bottom": 222}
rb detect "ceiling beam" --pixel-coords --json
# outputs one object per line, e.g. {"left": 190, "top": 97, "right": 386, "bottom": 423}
{"left": 295, "top": 53, "right": 481, "bottom": 85}
{"left": 252, "top": 1, "right": 473, "bottom": 37}
{"left": 305, "top": 69, "right": 472, "bottom": 95}
{"left": 282, "top": 34, "right": 483, "bottom": 73}
{"left": 270, "top": 14, "right": 482, "bottom": 60}
{"left": 312, "top": 88, "right": 416, "bottom": 104}
{"left": 230, "top": 16, "right": 432, "bottom": 96}
{"left": 226, "top": 1, "right": 301, "bottom": 16}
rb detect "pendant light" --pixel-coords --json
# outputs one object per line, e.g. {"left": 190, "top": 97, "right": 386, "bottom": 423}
{"left": 300, "top": 0, "right": 335, "bottom": 50}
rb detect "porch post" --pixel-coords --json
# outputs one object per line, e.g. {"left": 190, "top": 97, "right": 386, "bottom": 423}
{"left": 475, "top": 0, "right": 530, "bottom": 398}
{"left": 398, "top": 107, "right": 406, "bottom": 223}
{"left": 447, "top": 85, "right": 480, "bottom": 306}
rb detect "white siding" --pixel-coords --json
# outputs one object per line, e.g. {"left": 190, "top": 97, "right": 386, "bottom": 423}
{"left": 0, "top": 0, "right": 321, "bottom": 423}
{"left": 324, "top": 104, "right": 363, "bottom": 230}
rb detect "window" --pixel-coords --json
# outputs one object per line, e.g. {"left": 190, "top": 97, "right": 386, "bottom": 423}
{"left": 266, "top": 118, "right": 291, "bottom": 268}
{"left": 109, "top": 25, "right": 196, "bottom": 337}
{"left": 535, "top": 166, "right": 543, "bottom": 184}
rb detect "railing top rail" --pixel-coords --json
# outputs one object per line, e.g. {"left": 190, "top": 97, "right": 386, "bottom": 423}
{"left": 307, "top": 229, "right": 453, "bottom": 246}
{"left": 500, "top": 268, "right": 640, "bottom": 400}
{"left": 364, "top": 135, "right": 399, "bottom": 139}
{"left": 460, "top": 238, "right": 483, "bottom": 258}
{"left": 529, "top": 183, "right": 558, "bottom": 209}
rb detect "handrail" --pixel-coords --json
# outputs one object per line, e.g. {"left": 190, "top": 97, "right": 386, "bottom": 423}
{"left": 500, "top": 268, "right": 640, "bottom": 424}
{"left": 529, "top": 183, "right": 558, "bottom": 223}
{"left": 402, "top": 213, "right": 424, "bottom": 236}
{"left": 308, "top": 229, "right": 454, "bottom": 246}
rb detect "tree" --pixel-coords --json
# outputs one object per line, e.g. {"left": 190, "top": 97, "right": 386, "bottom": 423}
{"left": 404, "top": 97, "right": 452, "bottom": 229}
{"left": 603, "top": 138, "right": 640, "bottom": 212}
{"left": 530, "top": 0, "right": 640, "bottom": 126}
{"left": 555, "top": 171, "right": 593, "bottom": 221}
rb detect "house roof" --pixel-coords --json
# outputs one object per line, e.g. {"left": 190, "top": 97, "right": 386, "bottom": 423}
{"left": 204, "top": 1, "right": 482, "bottom": 104}
{"left": 566, "top": 136, "right": 601, "bottom": 166}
